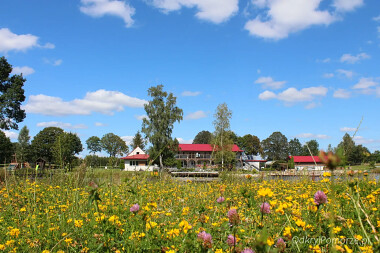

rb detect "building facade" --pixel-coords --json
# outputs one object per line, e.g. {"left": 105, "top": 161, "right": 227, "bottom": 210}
{"left": 121, "top": 147, "right": 151, "bottom": 171}
{"left": 290, "top": 156, "right": 325, "bottom": 170}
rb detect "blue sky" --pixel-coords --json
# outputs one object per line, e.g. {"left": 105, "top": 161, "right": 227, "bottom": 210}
{"left": 1, "top": 0, "right": 379, "bottom": 156}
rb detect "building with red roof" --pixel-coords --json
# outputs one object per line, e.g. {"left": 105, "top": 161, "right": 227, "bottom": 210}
{"left": 289, "top": 156, "right": 325, "bottom": 171}
{"left": 121, "top": 147, "right": 151, "bottom": 171}
{"left": 176, "top": 144, "right": 243, "bottom": 168}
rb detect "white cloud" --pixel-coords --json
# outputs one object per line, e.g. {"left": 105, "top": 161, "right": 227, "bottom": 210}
{"left": 3, "top": 130, "right": 18, "bottom": 140}
{"left": 352, "top": 77, "right": 378, "bottom": 89}
{"left": 37, "top": 121, "right": 88, "bottom": 129}
{"left": 317, "top": 58, "right": 331, "bottom": 63}
{"left": 323, "top": 73, "right": 334, "bottom": 78}
{"left": 336, "top": 69, "right": 354, "bottom": 78}
{"left": 245, "top": 0, "right": 336, "bottom": 39}
{"left": 333, "top": 89, "right": 351, "bottom": 99}
{"left": 340, "top": 127, "right": 356, "bottom": 132}
{"left": 340, "top": 53, "right": 370, "bottom": 64}
{"left": 333, "top": 0, "right": 363, "bottom": 12}
{"left": 95, "top": 122, "right": 107, "bottom": 127}
{"left": 149, "top": 0, "right": 238, "bottom": 24}
{"left": 0, "top": 28, "right": 54, "bottom": 53}
{"left": 255, "top": 76, "right": 286, "bottom": 90}
{"left": 176, "top": 137, "right": 193, "bottom": 144}
{"left": 43, "top": 58, "right": 63, "bottom": 66}
{"left": 121, "top": 135, "right": 133, "bottom": 145}
{"left": 305, "top": 102, "right": 319, "bottom": 109}
{"left": 24, "top": 89, "right": 147, "bottom": 116}
{"left": 353, "top": 136, "right": 380, "bottom": 145}
{"left": 182, "top": 91, "right": 201, "bottom": 96}
{"left": 53, "top": 59, "right": 63, "bottom": 66}
{"left": 373, "top": 15, "right": 380, "bottom": 22}
{"left": 185, "top": 110, "right": 207, "bottom": 120}
{"left": 295, "top": 133, "right": 330, "bottom": 139}
{"left": 135, "top": 115, "right": 148, "bottom": 120}
{"left": 11, "top": 66, "right": 35, "bottom": 76}
{"left": 259, "top": 86, "right": 328, "bottom": 103}
{"left": 80, "top": 0, "right": 135, "bottom": 27}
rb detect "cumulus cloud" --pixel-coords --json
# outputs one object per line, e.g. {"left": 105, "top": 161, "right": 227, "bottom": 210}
{"left": 323, "top": 73, "right": 334, "bottom": 78}
{"left": 121, "top": 135, "right": 133, "bottom": 145}
{"left": 182, "top": 91, "right": 201, "bottom": 96}
{"left": 340, "top": 53, "right": 370, "bottom": 64}
{"left": 333, "top": 0, "right": 363, "bottom": 12}
{"left": 185, "top": 110, "right": 207, "bottom": 120}
{"left": 11, "top": 66, "right": 35, "bottom": 76}
{"left": 37, "top": 121, "right": 88, "bottom": 129}
{"left": 149, "top": 0, "right": 238, "bottom": 24}
{"left": 95, "top": 122, "right": 107, "bottom": 127}
{"left": 43, "top": 58, "right": 63, "bottom": 66}
{"left": 340, "top": 127, "right": 356, "bottom": 132}
{"left": 333, "top": 89, "right": 351, "bottom": 99}
{"left": 135, "top": 115, "right": 148, "bottom": 120}
{"left": 373, "top": 15, "right": 380, "bottom": 22}
{"left": 295, "top": 133, "right": 330, "bottom": 139}
{"left": 245, "top": 0, "right": 336, "bottom": 39}
{"left": 80, "top": 0, "right": 135, "bottom": 27}
{"left": 259, "top": 86, "right": 328, "bottom": 104}
{"left": 336, "top": 69, "right": 354, "bottom": 78}
{"left": 24, "top": 89, "right": 147, "bottom": 116}
{"left": 3, "top": 130, "right": 18, "bottom": 140}
{"left": 353, "top": 136, "right": 380, "bottom": 145}
{"left": 0, "top": 28, "right": 54, "bottom": 53}
{"left": 352, "top": 77, "right": 378, "bottom": 90}
{"left": 176, "top": 137, "right": 193, "bottom": 144}
{"left": 255, "top": 76, "right": 286, "bottom": 90}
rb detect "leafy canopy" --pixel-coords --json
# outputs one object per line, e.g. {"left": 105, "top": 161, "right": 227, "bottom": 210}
{"left": 31, "top": 127, "right": 64, "bottom": 163}
{"left": 0, "top": 57, "right": 26, "bottom": 130}
{"left": 101, "top": 133, "right": 128, "bottom": 157}
{"left": 86, "top": 136, "right": 102, "bottom": 154}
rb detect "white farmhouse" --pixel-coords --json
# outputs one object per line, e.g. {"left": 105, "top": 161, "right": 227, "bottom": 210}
{"left": 121, "top": 147, "right": 151, "bottom": 171}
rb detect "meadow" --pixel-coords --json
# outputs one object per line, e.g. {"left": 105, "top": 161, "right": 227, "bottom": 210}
{"left": 0, "top": 168, "right": 379, "bottom": 253}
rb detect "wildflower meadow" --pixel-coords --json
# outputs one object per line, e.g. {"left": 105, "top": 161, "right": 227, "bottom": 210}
{"left": 0, "top": 169, "right": 379, "bottom": 253}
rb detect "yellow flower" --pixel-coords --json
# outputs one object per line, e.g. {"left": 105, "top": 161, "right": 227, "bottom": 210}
{"left": 323, "top": 172, "right": 331, "bottom": 177}
{"left": 64, "top": 238, "right": 73, "bottom": 245}
{"left": 20, "top": 207, "right": 26, "bottom": 212}
{"left": 9, "top": 228, "right": 20, "bottom": 238}
{"left": 179, "top": 220, "right": 192, "bottom": 234}
{"left": 295, "top": 219, "right": 306, "bottom": 228}
{"left": 344, "top": 245, "right": 353, "bottom": 253}
{"left": 309, "top": 245, "right": 322, "bottom": 253}
{"left": 258, "top": 188, "right": 274, "bottom": 197}
{"left": 354, "top": 234, "right": 363, "bottom": 240}
{"left": 146, "top": 221, "right": 158, "bottom": 230}
{"left": 67, "top": 218, "right": 73, "bottom": 223}
{"left": 359, "top": 245, "right": 373, "bottom": 253}
{"left": 42, "top": 250, "right": 50, "bottom": 253}
{"left": 0, "top": 244, "right": 5, "bottom": 250}
{"left": 182, "top": 207, "right": 189, "bottom": 216}
{"left": 74, "top": 219, "right": 83, "bottom": 228}
{"left": 215, "top": 249, "right": 223, "bottom": 253}
{"left": 332, "top": 226, "right": 341, "bottom": 234}
{"left": 335, "top": 245, "right": 344, "bottom": 252}
{"left": 267, "top": 237, "right": 274, "bottom": 246}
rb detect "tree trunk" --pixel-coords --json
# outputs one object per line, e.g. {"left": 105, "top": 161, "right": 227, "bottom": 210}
{"left": 159, "top": 154, "right": 163, "bottom": 169}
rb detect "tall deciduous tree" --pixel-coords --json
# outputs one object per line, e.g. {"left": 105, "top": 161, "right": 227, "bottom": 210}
{"left": 212, "top": 103, "right": 234, "bottom": 168}
{"left": 0, "top": 131, "right": 13, "bottom": 163}
{"left": 261, "top": 131, "right": 288, "bottom": 160}
{"left": 16, "top": 125, "right": 31, "bottom": 163}
{"left": 53, "top": 132, "right": 83, "bottom": 169}
{"left": 288, "top": 138, "right": 302, "bottom": 156}
{"left": 302, "top": 139, "right": 319, "bottom": 156}
{"left": 142, "top": 85, "right": 183, "bottom": 168}
{"left": 101, "top": 133, "right": 128, "bottom": 158}
{"left": 31, "top": 127, "right": 64, "bottom": 164}
{"left": 86, "top": 136, "right": 102, "bottom": 154}
{"left": 0, "top": 57, "right": 26, "bottom": 130}
{"left": 193, "top": 130, "right": 213, "bottom": 144}
{"left": 237, "top": 134, "right": 262, "bottom": 156}
{"left": 131, "top": 131, "right": 145, "bottom": 150}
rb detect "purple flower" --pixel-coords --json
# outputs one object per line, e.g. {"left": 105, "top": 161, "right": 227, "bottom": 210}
{"left": 228, "top": 208, "right": 240, "bottom": 226}
{"left": 217, "top": 197, "right": 225, "bottom": 203}
{"left": 227, "top": 234, "right": 236, "bottom": 247}
{"left": 260, "top": 202, "right": 271, "bottom": 214}
{"left": 314, "top": 191, "right": 328, "bottom": 205}
{"left": 241, "top": 249, "right": 255, "bottom": 253}
{"left": 276, "top": 238, "right": 286, "bottom": 252}
{"left": 198, "top": 231, "right": 212, "bottom": 249}
{"left": 130, "top": 204, "right": 139, "bottom": 213}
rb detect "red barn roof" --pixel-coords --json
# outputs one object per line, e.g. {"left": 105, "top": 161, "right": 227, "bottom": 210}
{"left": 290, "top": 156, "right": 322, "bottom": 163}
{"left": 178, "top": 144, "right": 243, "bottom": 152}
{"left": 121, "top": 154, "right": 149, "bottom": 160}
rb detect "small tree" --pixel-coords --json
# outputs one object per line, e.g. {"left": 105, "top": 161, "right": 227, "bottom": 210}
{"left": 302, "top": 140, "right": 319, "bottom": 156}
{"left": 288, "top": 138, "right": 302, "bottom": 156}
{"left": 16, "top": 125, "right": 31, "bottom": 163}
{"left": 53, "top": 132, "right": 83, "bottom": 170}
{"left": 31, "top": 127, "right": 64, "bottom": 165}
{"left": 193, "top": 130, "right": 213, "bottom": 144}
{"left": 237, "top": 134, "right": 262, "bottom": 156}
{"left": 142, "top": 85, "right": 183, "bottom": 169}
{"left": 86, "top": 136, "right": 102, "bottom": 154}
{"left": 101, "top": 133, "right": 128, "bottom": 167}
{"left": 131, "top": 131, "right": 146, "bottom": 150}
{"left": 261, "top": 131, "right": 288, "bottom": 160}
{"left": 0, "top": 57, "right": 26, "bottom": 130}
{"left": 0, "top": 131, "right": 13, "bottom": 163}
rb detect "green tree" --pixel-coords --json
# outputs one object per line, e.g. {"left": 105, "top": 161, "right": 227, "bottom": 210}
{"left": 86, "top": 136, "right": 102, "bottom": 154}
{"left": 0, "top": 57, "right": 26, "bottom": 130}
{"left": 193, "top": 130, "right": 213, "bottom": 144}
{"left": 0, "top": 131, "right": 13, "bottom": 163}
{"left": 337, "top": 133, "right": 356, "bottom": 165}
{"left": 237, "top": 134, "right": 262, "bottom": 156}
{"left": 131, "top": 131, "right": 146, "bottom": 150}
{"left": 101, "top": 133, "right": 128, "bottom": 157}
{"left": 53, "top": 132, "right": 83, "bottom": 169}
{"left": 348, "top": 145, "right": 370, "bottom": 165}
{"left": 142, "top": 85, "right": 183, "bottom": 168}
{"left": 261, "top": 131, "right": 288, "bottom": 160}
{"left": 16, "top": 125, "right": 31, "bottom": 163}
{"left": 288, "top": 138, "right": 302, "bottom": 156}
{"left": 30, "top": 127, "right": 64, "bottom": 164}
{"left": 302, "top": 139, "right": 319, "bottom": 156}
{"left": 212, "top": 103, "right": 235, "bottom": 169}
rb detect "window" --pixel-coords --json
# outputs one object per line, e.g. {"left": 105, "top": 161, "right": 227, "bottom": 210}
{"left": 136, "top": 152, "right": 140, "bottom": 154}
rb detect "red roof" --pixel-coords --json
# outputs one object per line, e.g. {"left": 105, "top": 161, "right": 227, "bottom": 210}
{"left": 121, "top": 154, "right": 149, "bottom": 160}
{"left": 290, "top": 156, "right": 322, "bottom": 163}
{"left": 178, "top": 144, "right": 243, "bottom": 152}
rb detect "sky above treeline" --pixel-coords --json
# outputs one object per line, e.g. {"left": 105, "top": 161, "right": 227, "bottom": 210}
{"left": 1, "top": 0, "right": 379, "bottom": 156}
